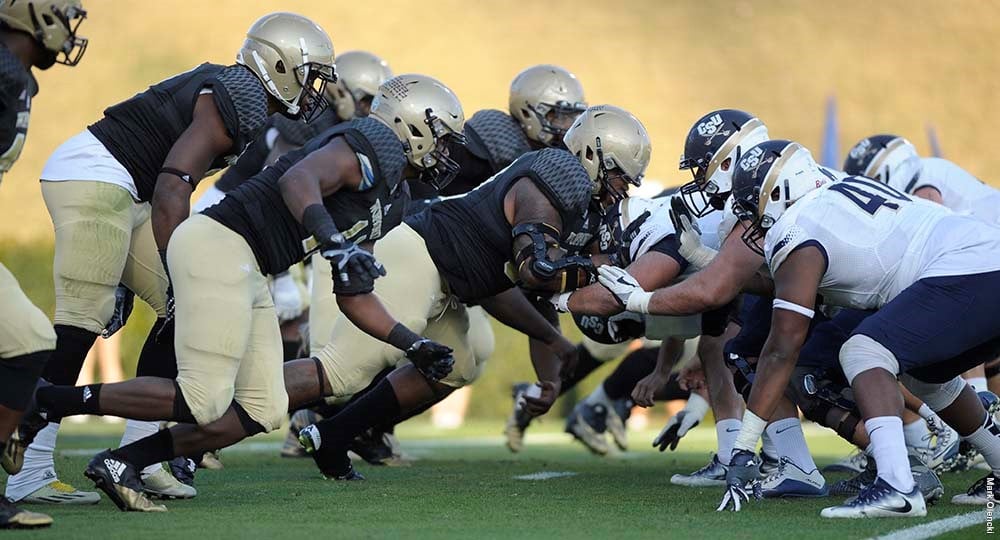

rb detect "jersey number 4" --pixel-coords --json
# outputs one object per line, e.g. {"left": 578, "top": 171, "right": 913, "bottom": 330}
{"left": 829, "top": 177, "right": 911, "bottom": 215}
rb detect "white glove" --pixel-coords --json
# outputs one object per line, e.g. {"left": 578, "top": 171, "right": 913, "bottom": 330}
{"left": 653, "top": 393, "right": 710, "bottom": 451}
{"left": 270, "top": 272, "right": 304, "bottom": 322}
{"left": 670, "top": 195, "right": 717, "bottom": 270}
{"left": 597, "top": 265, "right": 652, "bottom": 314}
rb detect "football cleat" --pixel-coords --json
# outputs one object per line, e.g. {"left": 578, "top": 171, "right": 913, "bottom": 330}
{"left": 670, "top": 454, "right": 728, "bottom": 487}
{"left": 952, "top": 474, "right": 1000, "bottom": 505}
{"left": 759, "top": 451, "right": 781, "bottom": 476}
{"left": 20, "top": 481, "right": 100, "bottom": 505}
{"left": 564, "top": 401, "right": 610, "bottom": 456}
{"left": 142, "top": 468, "right": 197, "bottom": 500}
{"left": 821, "top": 477, "right": 926, "bottom": 519}
{"left": 606, "top": 398, "right": 633, "bottom": 451}
{"left": 348, "top": 428, "right": 397, "bottom": 466}
{"left": 822, "top": 449, "right": 868, "bottom": 474}
{"left": 761, "top": 457, "right": 828, "bottom": 498}
{"left": 298, "top": 424, "right": 365, "bottom": 481}
{"left": 282, "top": 409, "right": 321, "bottom": 458}
{"left": 84, "top": 451, "right": 166, "bottom": 512}
{"left": 0, "top": 497, "right": 51, "bottom": 529}
{"left": 829, "top": 455, "right": 876, "bottom": 497}
{"left": 918, "top": 423, "right": 961, "bottom": 473}
{"left": 504, "top": 383, "right": 534, "bottom": 453}
{"left": 829, "top": 453, "right": 942, "bottom": 505}
{"left": 168, "top": 457, "right": 197, "bottom": 488}
{"left": 198, "top": 451, "right": 224, "bottom": 470}
{"left": 2, "top": 406, "right": 49, "bottom": 475}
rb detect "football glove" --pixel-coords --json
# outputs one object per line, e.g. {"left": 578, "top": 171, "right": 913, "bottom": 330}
{"left": 319, "top": 233, "right": 385, "bottom": 285}
{"left": 270, "top": 272, "right": 304, "bottom": 322}
{"left": 669, "top": 195, "right": 717, "bottom": 270}
{"left": 596, "top": 265, "right": 652, "bottom": 314}
{"left": 653, "top": 393, "right": 710, "bottom": 451}
{"left": 405, "top": 339, "right": 455, "bottom": 382}
{"left": 101, "top": 284, "right": 135, "bottom": 338}
{"left": 716, "top": 449, "right": 762, "bottom": 512}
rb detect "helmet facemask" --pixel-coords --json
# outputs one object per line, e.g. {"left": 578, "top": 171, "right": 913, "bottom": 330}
{"left": 414, "top": 108, "right": 466, "bottom": 191}
{"left": 529, "top": 100, "right": 587, "bottom": 148}
{"left": 594, "top": 136, "right": 642, "bottom": 203}
{"left": 28, "top": 2, "right": 88, "bottom": 67}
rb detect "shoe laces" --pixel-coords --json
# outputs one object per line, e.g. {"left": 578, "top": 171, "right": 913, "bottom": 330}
{"left": 763, "top": 457, "right": 790, "bottom": 484}
{"left": 853, "top": 480, "right": 891, "bottom": 506}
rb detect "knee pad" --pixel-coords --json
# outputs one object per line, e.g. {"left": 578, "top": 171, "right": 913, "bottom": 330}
{"left": 840, "top": 334, "right": 900, "bottom": 384}
{"left": 172, "top": 381, "right": 197, "bottom": 424}
{"left": 231, "top": 401, "right": 266, "bottom": 436}
{"left": 0, "top": 351, "right": 49, "bottom": 410}
{"left": 900, "top": 374, "right": 966, "bottom": 412}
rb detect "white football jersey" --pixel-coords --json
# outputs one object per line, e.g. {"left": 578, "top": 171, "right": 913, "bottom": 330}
{"left": 615, "top": 197, "right": 723, "bottom": 270}
{"left": 765, "top": 176, "right": 1000, "bottom": 310}
{"left": 888, "top": 157, "right": 1000, "bottom": 225}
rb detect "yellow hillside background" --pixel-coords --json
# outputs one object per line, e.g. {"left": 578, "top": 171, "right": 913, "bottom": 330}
{"left": 1, "top": 0, "right": 999, "bottom": 242}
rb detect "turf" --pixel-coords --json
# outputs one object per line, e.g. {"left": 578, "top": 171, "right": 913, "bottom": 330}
{"left": 6, "top": 420, "right": 987, "bottom": 539}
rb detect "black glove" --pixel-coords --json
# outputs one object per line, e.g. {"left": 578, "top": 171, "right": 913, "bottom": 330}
{"left": 319, "top": 234, "right": 385, "bottom": 286}
{"left": 405, "top": 339, "right": 455, "bottom": 382}
{"left": 101, "top": 283, "right": 135, "bottom": 338}
{"left": 717, "top": 449, "right": 762, "bottom": 512}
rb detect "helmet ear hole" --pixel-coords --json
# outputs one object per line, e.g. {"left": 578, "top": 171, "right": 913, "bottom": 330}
{"left": 274, "top": 60, "right": 286, "bottom": 74}
{"left": 721, "top": 157, "right": 731, "bottom": 171}
{"left": 407, "top": 124, "right": 422, "bottom": 137}
{"left": 770, "top": 186, "right": 781, "bottom": 202}
{"left": 585, "top": 146, "right": 594, "bottom": 161}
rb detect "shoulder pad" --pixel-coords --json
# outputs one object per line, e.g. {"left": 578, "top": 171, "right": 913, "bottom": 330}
{"left": 343, "top": 117, "right": 406, "bottom": 190}
{"left": 0, "top": 45, "right": 32, "bottom": 97}
{"left": 527, "top": 148, "right": 592, "bottom": 214}
{"left": 465, "top": 109, "right": 532, "bottom": 170}
{"left": 215, "top": 65, "right": 269, "bottom": 143}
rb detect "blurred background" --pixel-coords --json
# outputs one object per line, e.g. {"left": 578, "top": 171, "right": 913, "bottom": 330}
{"left": 1, "top": 0, "right": 998, "bottom": 420}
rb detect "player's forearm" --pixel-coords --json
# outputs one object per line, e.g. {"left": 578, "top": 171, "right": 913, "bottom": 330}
{"left": 336, "top": 293, "right": 412, "bottom": 348}
{"left": 566, "top": 283, "right": 623, "bottom": 316}
{"left": 480, "top": 288, "right": 562, "bottom": 345}
{"left": 279, "top": 169, "right": 324, "bottom": 224}
{"left": 151, "top": 179, "right": 193, "bottom": 251}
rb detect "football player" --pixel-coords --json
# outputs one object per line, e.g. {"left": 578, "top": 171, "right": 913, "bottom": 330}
{"left": 0, "top": 0, "right": 87, "bottom": 528}
{"left": 676, "top": 139, "right": 1000, "bottom": 517}
{"left": 29, "top": 74, "right": 464, "bottom": 511}
{"left": 6, "top": 12, "right": 336, "bottom": 505}
{"left": 306, "top": 64, "right": 588, "bottom": 461}
{"left": 291, "top": 105, "right": 650, "bottom": 481}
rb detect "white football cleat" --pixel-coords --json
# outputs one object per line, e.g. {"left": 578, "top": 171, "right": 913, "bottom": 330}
{"left": 821, "top": 477, "right": 926, "bottom": 519}
{"left": 20, "top": 481, "right": 100, "bottom": 505}
{"left": 952, "top": 474, "right": 1000, "bottom": 505}
{"left": 822, "top": 449, "right": 868, "bottom": 474}
{"left": 761, "top": 457, "right": 828, "bottom": 498}
{"left": 670, "top": 454, "right": 727, "bottom": 487}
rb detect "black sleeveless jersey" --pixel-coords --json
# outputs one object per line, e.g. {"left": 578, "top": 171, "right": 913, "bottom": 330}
{"left": 214, "top": 108, "right": 341, "bottom": 193}
{"left": 88, "top": 63, "right": 269, "bottom": 202}
{"left": 0, "top": 44, "right": 37, "bottom": 182}
{"left": 203, "top": 116, "right": 408, "bottom": 276}
{"left": 406, "top": 148, "right": 592, "bottom": 303}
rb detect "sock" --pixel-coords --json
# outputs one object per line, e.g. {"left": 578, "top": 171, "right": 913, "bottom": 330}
{"left": 584, "top": 383, "right": 613, "bottom": 408}
{"left": 903, "top": 419, "right": 932, "bottom": 450}
{"left": 282, "top": 340, "right": 300, "bottom": 362}
{"left": 113, "top": 429, "right": 175, "bottom": 470}
{"left": 43, "top": 325, "right": 98, "bottom": 385}
{"left": 966, "top": 376, "right": 989, "bottom": 393}
{"left": 866, "top": 416, "right": 915, "bottom": 492}
{"left": 761, "top": 430, "right": 778, "bottom": 459}
{"left": 37, "top": 383, "right": 103, "bottom": 419}
{"left": 602, "top": 347, "right": 657, "bottom": 400}
{"left": 135, "top": 319, "right": 178, "bottom": 379}
{"left": 4, "top": 423, "right": 59, "bottom": 501}
{"left": 121, "top": 420, "right": 166, "bottom": 478}
{"left": 716, "top": 418, "right": 742, "bottom": 461}
{"left": 559, "top": 344, "right": 603, "bottom": 395}
{"left": 766, "top": 418, "right": 818, "bottom": 472}
{"left": 315, "top": 378, "right": 401, "bottom": 451}
{"left": 964, "top": 412, "right": 1000, "bottom": 475}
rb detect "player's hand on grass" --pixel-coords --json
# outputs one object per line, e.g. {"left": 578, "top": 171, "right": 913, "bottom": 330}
{"left": 653, "top": 393, "right": 709, "bottom": 451}
{"left": 522, "top": 380, "right": 560, "bottom": 417}
{"left": 717, "top": 449, "right": 762, "bottom": 512}
{"left": 631, "top": 371, "right": 668, "bottom": 408}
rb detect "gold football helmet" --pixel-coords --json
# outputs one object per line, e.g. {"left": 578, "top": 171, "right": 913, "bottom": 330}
{"left": 564, "top": 105, "right": 652, "bottom": 200}
{"left": 508, "top": 65, "right": 586, "bottom": 146}
{"left": 326, "top": 50, "right": 393, "bottom": 121}
{"left": 0, "top": 0, "right": 87, "bottom": 67}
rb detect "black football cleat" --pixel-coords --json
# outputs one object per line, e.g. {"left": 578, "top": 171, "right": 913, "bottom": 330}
{"left": 84, "top": 450, "right": 166, "bottom": 512}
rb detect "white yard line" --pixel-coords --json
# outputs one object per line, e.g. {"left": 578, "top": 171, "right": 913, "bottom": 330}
{"left": 871, "top": 510, "right": 983, "bottom": 540}
{"left": 513, "top": 471, "right": 578, "bottom": 481}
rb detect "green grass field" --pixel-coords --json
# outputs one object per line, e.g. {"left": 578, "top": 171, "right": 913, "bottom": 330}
{"left": 6, "top": 420, "right": 986, "bottom": 539}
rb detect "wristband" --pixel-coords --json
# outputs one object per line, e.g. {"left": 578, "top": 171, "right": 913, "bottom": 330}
{"left": 159, "top": 167, "right": 194, "bottom": 186}
{"left": 733, "top": 409, "right": 767, "bottom": 453}
{"left": 553, "top": 292, "right": 571, "bottom": 313}
{"left": 386, "top": 323, "right": 421, "bottom": 351}
{"left": 627, "top": 290, "right": 653, "bottom": 314}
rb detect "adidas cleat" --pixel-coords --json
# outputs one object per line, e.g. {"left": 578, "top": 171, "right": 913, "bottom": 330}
{"left": 606, "top": 398, "right": 632, "bottom": 452}
{"left": 670, "top": 454, "right": 728, "bottom": 487}
{"left": 84, "top": 450, "right": 166, "bottom": 512}
{"left": 143, "top": 468, "right": 196, "bottom": 500}
{"left": 299, "top": 425, "right": 365, "bottom": 481}
{"left": 168, "top": 457, "right": 197, "bottom": 488}
{"left": 564, "top": 402, "right": 610, "bottom": 456}
{"left": 821, "top": 477, "right": 925, "bottom": 518}
{"left": 0, "top": 497, "right": 51, "bottom": 529}
{"left": 952, "top": 474, "right": 1000, "bottom": 505}
{"left": 761, "top": 457, "right": 828, "bottom": 498}
{"left": 198, "top": 451, "right": 223, "bottom": 470}
{"left": 2, "top": 406, "right": 49, "bottom": 475}
{"left": 348, "top": 429, "right": 395, "bottom": 466}
{"left": 282, "top": 409, "right": 321, "bottom": 458}
{"left": 21, "top": 480, "right": 100, "bottom": 505}
{"left": 504, "top": 383, "right": 534, "bottom": 453}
